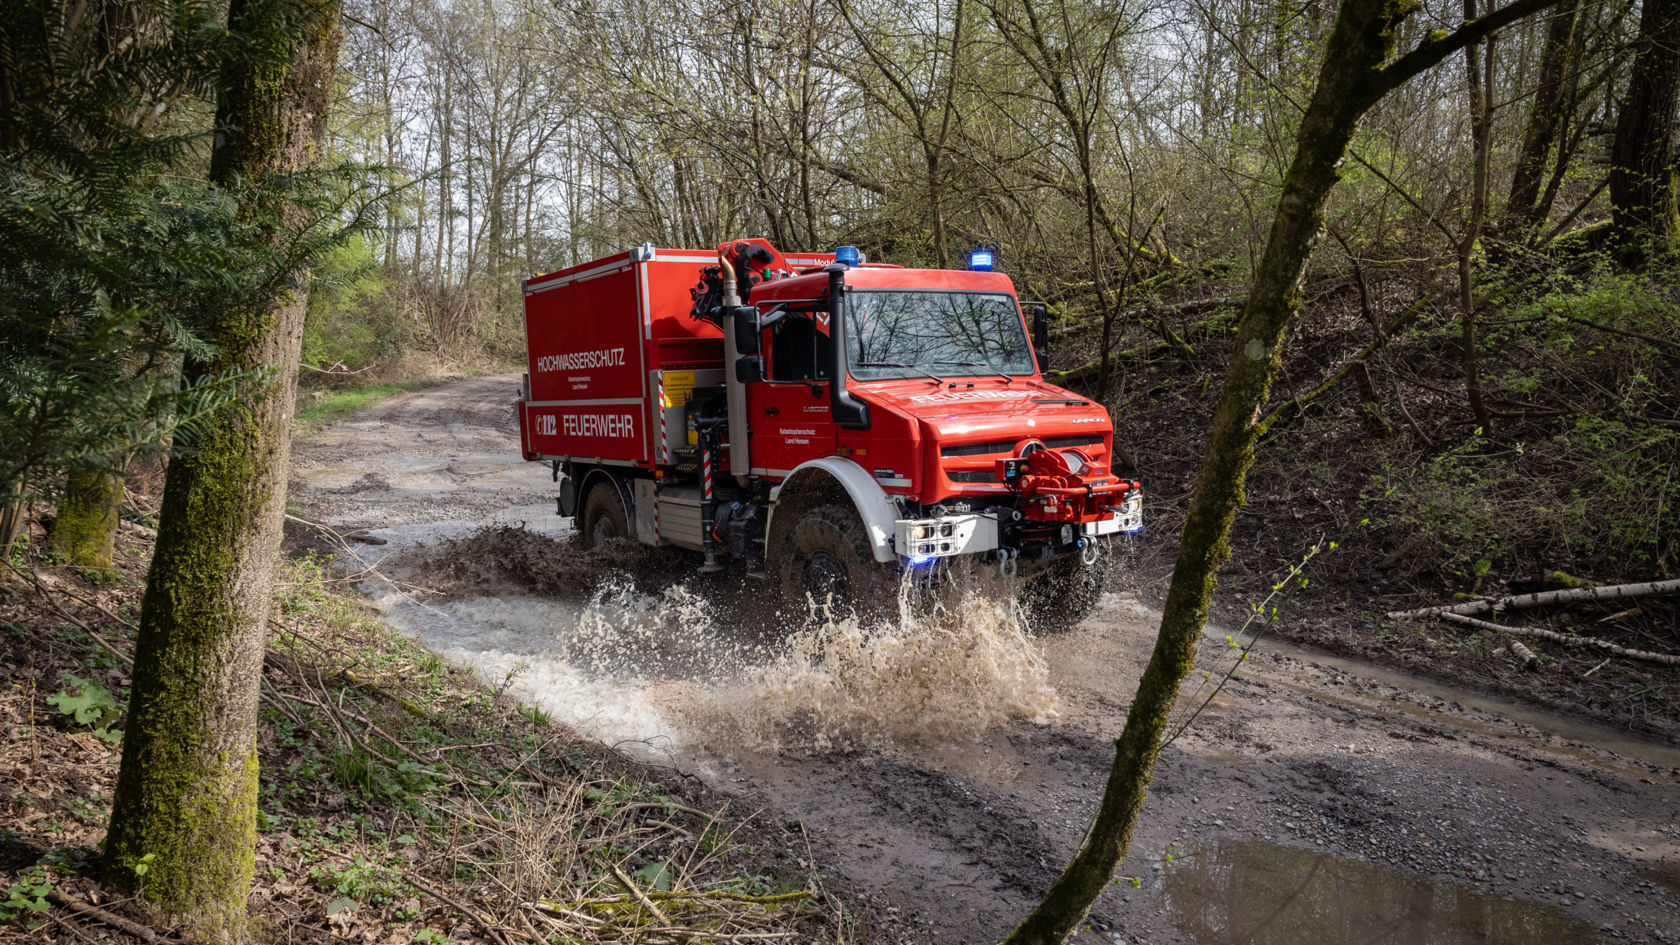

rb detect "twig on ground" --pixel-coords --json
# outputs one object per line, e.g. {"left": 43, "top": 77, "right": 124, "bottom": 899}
{"left": 406, "top": 874, "right": 515, "bottom": 945}
{"left": 47, "top": 890, "right": 169, "bottom": 944}
{"left": 44, "top": 909, "right": 99, "bottom": 945}
{"left": 5, "top": 563, "right": 135, "bottom": 668}
{"left": 611, "top": 862, "right": 672, "bottom": 925}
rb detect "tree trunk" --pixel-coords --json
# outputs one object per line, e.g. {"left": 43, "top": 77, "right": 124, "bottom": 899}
{"left": 1001, "top": 0, "right": 1560, "bottom": 940}
{"left": 1458, "top": 0, "right": 1494, "bottom": 433}
{"left": 48, "top": 465, "right": 124, "bottom": 570}
{"left": 1503, "top": 0, "right": 1582, "bottom": 231}
{"left": 104, "top": 1, "right": 342, "bottom": 939}
{"left": 1610, "top": 0, "right": 1680, "bottom": 256}
{"left": 0, "top": 484, "right": 27, "bottom": 555}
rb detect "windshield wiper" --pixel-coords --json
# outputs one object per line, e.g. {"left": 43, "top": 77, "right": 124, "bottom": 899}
{"left": 934, "top": 360, "right": 1011, "bottom": 383}
{"left": 857, "top": 361, "right": 943, "bottom": 384}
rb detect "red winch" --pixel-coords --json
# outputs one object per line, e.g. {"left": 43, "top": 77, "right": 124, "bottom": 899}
{"left": 997, "top": 448, "right": 1137, "bottom": 524}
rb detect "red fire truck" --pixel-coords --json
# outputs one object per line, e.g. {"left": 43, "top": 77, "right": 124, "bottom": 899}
{"left": 516, "top": 239, "right": 1141, "bottom": 628}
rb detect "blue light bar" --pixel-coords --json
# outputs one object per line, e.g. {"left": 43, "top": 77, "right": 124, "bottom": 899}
{"left": 834, "top": 245, "right": 861, "bottom": 267}
{"left": 908, "top": 554, "right": 933, "bottom": 566}
{"left": 969, "top": 250, "right": 994, "bottom": 271}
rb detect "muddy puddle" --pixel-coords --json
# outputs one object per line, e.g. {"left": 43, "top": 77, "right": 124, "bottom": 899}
{"left": 1148, "top": 840, "right": 1603, "bottom": 944}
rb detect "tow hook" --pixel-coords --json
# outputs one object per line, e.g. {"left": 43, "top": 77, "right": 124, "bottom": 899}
{"left": 997, "top": 548, "right": 1019, "bottom": 578}
{"left": 1080, "top": 539, "right": 1100, "bottom": 566}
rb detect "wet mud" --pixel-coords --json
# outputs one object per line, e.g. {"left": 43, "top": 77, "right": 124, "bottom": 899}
{"left": 290, "top": 374, "right": 1680, "bottom": 945}
{"left": 1153, "top": 840, "right": 1601, "bottom": 944}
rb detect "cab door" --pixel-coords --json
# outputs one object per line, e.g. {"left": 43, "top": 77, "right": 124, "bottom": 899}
{"left": 746, "top": 314, "right": 837, "bottom": 477}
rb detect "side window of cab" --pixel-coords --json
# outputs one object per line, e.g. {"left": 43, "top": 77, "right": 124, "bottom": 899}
{"left": 769, "top": 316, "right": 831, "bottom": 382}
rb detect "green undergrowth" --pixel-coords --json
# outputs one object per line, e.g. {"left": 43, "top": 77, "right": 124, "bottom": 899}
{"left": 1361, "top": 266, "right": 1680, "bottom": 585}
{"left": 294, "top": 381, "right": 419, "bottom": 432}
{"left": 0, "top": 536, "right": 854, "bottom": 942}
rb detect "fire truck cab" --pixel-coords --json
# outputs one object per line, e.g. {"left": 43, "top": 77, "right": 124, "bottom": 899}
{"left": 517, "top": 240, "right": 1140, "bottom": 628}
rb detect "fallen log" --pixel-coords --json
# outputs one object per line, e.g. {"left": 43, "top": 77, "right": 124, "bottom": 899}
{"left": 1438, "top": 612, "right": 1680, "bottom": 666}
{"left": 1386, "top": 578, "right": 1680, "bottom": 620}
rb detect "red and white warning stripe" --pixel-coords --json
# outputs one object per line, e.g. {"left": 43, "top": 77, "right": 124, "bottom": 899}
{"left": 701, "top": 445, "right": 713, "bottom": 500}
{"left": 657, "top": 373, "right": 668, "bottom": 463}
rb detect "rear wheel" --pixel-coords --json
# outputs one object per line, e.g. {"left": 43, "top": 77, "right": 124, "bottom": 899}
{"left": 776, "top": 503, "right": 896, "bottom": 619}
{"left": 578, "top": 480, "right": 629, "bottom": 549}
{"left": 1019, "top": 551, "right": 1107, "bottom": 633}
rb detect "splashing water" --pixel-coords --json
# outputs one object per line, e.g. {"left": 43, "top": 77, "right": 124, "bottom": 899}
{"left": 378, "top": 528, "right": 1061, "bottom": 755}
{"left": 744, "top": 562, "right": 1061, "bottom": 750}
{"left": 564, "top": 577, "right": 779, "bottom": 679}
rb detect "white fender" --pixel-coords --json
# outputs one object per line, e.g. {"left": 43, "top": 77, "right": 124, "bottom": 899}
{"left": 768, "top": 457, "right": 903, "bottom": 563}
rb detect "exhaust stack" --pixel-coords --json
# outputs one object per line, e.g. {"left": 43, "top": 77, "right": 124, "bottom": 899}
{"left": 718, "top": 248, "right": 753, "bottom": 485}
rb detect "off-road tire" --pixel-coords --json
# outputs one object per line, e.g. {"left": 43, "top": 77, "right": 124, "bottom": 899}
{"left": 579, "top": 480, "right": 629, "bottom": 549}
{"left": 775, "top": 503, "right": 897, "bottom": 620}
{"left": 1019, "top": 553, "right": 1107, "bottom": 633}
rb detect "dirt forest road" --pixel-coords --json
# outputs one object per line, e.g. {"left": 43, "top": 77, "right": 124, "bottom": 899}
{"left": 290, "top": 374, "right": 1680, "bottom": 945}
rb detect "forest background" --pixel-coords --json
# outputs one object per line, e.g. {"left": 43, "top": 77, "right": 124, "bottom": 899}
{"left": 7, "top": 0, "right": 1678, "bottom": 727}
{"left": 3, "top": 0, "right": 1680, "bottom": 940}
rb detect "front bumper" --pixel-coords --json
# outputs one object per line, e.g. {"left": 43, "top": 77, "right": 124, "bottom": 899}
{"left": 893, "top": 489, "right": 1142, "bottom": 561}
{"left": 1087, "top": 490, "right": 1144, "bottom": 535}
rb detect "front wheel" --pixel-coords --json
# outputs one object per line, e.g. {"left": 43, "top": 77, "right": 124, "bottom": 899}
{"left": 1019, "top": 550, "right": 1107, "bottom": 633}
{"left": 775, "top": 503, "right": 897, "bottom": 619}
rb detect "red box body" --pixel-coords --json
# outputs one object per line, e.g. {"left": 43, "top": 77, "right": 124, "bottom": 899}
{"left": 518, "top": 248, "right": 832, "bottom": 467}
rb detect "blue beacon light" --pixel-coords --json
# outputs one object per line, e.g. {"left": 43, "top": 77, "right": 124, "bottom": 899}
{"left": 834, "top": 245, "right": 861, "bottom": 267}
{"left": 968, "top": 250, "right": 994, "bottom": 271}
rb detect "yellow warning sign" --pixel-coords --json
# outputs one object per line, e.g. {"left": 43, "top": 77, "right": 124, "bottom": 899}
{"left": 663, "top": 370, "right": 696, "bottom": 408}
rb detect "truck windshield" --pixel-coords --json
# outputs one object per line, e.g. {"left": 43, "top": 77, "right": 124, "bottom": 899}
{"left": 845, "top": 291, "right": 1035, "bottom": 381}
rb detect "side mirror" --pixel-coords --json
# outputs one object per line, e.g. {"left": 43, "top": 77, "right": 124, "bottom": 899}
{"left": 1024, "top": 301, "right": 1050, "bottom": 372}
{"left": 731, "top": 306, "right": 760, "bottom": 355}
{"left": 735, "top": 355, "right": 764, "bottom": 384}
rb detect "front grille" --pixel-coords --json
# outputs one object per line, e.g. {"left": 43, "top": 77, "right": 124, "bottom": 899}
{"left": 941, "top": 440, "right": 1015, "bottom": 457}
{"left": 1043, "top": 435, "right": 1104, "bottom": 449}
{"left": 941, "top": 434, "right": 1103, "bottom": 457}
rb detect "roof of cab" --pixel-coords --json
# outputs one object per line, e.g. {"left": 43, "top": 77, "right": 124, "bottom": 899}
{"left": 753, "top": 266, "right": 1017, "bottom": 301}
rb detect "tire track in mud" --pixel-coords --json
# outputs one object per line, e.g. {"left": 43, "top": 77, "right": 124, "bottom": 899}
{"left": 292, "top": 374, "right": 1680, "bottom": 945}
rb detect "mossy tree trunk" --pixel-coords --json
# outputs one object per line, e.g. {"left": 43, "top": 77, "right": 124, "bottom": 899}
{"left": 48, "top": 465, "right": 125, "bottom": 570}
{"left": 104, "top": 1, "right": 342, "bottom": 940}
{"left": 1610, "top": 0, "right": 1680, "bottom": 256}
{"left": 1001, "top": 0, "right": 1561, "bottom": 941}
